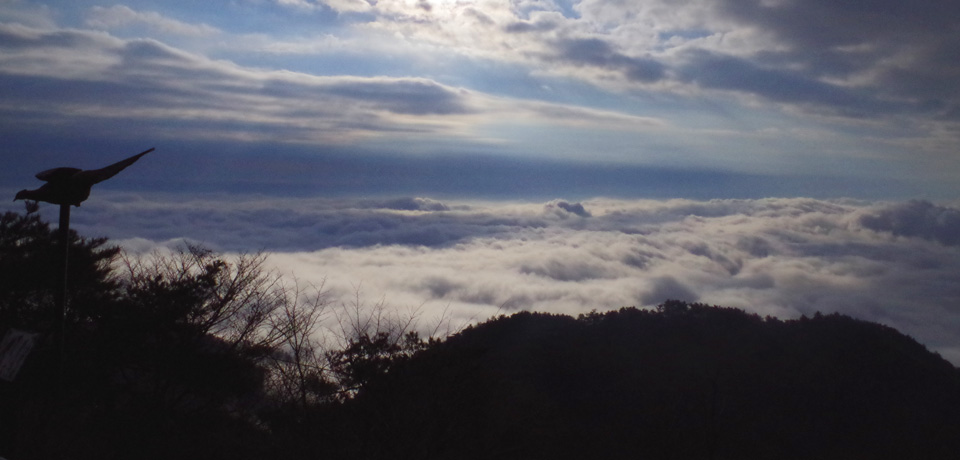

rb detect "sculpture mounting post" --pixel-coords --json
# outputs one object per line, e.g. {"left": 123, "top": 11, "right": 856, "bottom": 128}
{"left": 55, "top": 203, "right": 69, "bottom": 389}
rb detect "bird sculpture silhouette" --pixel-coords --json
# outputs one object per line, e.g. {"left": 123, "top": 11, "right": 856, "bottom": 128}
{"left": 13, "top": 148, "right": 155, "bottom": 207}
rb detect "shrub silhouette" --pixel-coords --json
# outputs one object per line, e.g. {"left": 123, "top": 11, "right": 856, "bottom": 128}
{"left": 0, "top": 211, "right": 425, "bottom": 459}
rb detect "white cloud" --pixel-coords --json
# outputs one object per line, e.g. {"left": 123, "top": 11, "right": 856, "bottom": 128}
{"left": 85, "top": 5, "right": 220, "bottom": 37}
{"left": 34, "top": 193, "right": 960, "bottom": 366}
{"left": 320, "top": 0, "right": 375, "bottom": 13}
{"left": 0, "top": 23, "right": 667, "bottom": 149}
{"left": 248, "top": 33, "right": 348, "bottom": 55}
{"left": 302, "top": 0, "right": 960, "bottom": 153}
{"left": 268, "top": 197, "right": 960, "bottom": 365}
{"left": 3, "top": 2, "right": 956, "bottom": 185}
{"left": 0, "top": 1, "right": 57, "bottom": 29}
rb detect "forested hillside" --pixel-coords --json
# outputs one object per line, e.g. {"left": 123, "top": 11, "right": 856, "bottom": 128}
{"left": 327, "top": 303, "right": 960, "bottom": 459}
{"left": 2, "top": 211, "right": 958, "bottom": 460}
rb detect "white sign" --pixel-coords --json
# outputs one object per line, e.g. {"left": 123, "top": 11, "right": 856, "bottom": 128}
{"left": 0, "top": 329, "right": 39, "bottom": 382}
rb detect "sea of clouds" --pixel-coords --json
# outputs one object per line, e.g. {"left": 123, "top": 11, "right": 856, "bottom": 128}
{"left": 6, "top": 194, "right": 959, "bottom": 365}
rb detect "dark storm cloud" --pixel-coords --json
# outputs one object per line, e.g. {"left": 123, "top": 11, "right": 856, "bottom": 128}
{"left": 320, "top": 79, "right": 470, "bottom": 116}
{"left": 541, "top": 1, "right": 960, "bottom": 118}
{"left": 504, "top": 15, "right": 559, "bottom": 34}
{"left": 519, "top": 258, "right": 617, "bottom": 282}
{"left": 859, "top": 200, "right": 960, "bottom": 246}
{"left": 554, "top": 37, "right": 666, "bottom": 83}
{"left": 716, "top": 0, "right": 959, "bottom": 50}
{"left": 546, "top": 200, "right": 591, "bottom": 218}
{"left": 708, "top": 0, "right": 960, "bottom": 115}
{"left": 676, "top": 50, "right": 885, "bottom": 115}
{"left": 360, "top": 197, "right": 451, "bottom": 212}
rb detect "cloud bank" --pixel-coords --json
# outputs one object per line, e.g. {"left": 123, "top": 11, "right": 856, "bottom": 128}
{"left": 15, "top": 194, "right": 957, "bottom": 365}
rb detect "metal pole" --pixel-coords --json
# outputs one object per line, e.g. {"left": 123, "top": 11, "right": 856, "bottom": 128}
{"left": 55, "top": 204, "right": 69, "bottom": 389}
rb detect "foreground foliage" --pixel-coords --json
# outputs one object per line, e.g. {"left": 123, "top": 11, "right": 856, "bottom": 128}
{"left": 0, "top": 212, "right": 421, "bottom": 459}
{"left": 2, "top": 211, "right": 959, "bottom": 459}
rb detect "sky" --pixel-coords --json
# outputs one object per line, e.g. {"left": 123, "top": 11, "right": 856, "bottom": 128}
{"left": 1, "top": 1, "right": 959, "bottom": 363}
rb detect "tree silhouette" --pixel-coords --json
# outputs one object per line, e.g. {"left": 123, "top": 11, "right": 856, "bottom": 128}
{"left": 1, "top": 213, "right": 307, "bottom": 459}
{"left": 0, "top": 210, "right": 439, "bottom": 459}
{"left": 0, "top": 211, "right": 118, "bottom": 330}
{"left": 3, "top": 209, "right": 959, "bottom": 460}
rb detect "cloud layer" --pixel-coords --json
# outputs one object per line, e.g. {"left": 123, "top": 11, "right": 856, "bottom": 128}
{"left": 314, "top": 0, "right": 960, "bottom": 123}
{"left": 1, "top": 1, "right": 958, "bottom": 196}
{"left": 14, "top": 194, "right": 957, "bottom": 365}
{"left": 0, "top": 21, "right": 662, "bottom": 148}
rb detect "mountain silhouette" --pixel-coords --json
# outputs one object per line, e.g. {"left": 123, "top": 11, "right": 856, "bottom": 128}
{"left": 323, "top": 302, "right": 960, "bottom": 460}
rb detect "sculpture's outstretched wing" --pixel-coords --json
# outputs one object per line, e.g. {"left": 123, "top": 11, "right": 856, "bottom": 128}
{"left": 72, "top": 147, "right": 155, "bottom": 185}
{"left": 35, "top": 167, "right": 81, "bottom": 182}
